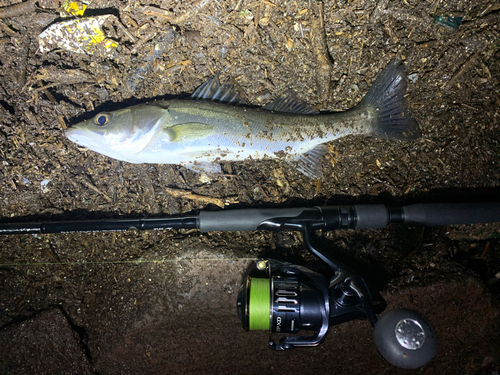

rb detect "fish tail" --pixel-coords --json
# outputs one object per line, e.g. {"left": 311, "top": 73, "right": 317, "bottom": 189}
{"left": 360, "top": 59, "right": 420, "bottom": 140}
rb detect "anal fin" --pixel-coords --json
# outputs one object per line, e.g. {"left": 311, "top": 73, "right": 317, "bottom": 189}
{"left": 288, "top": 144, "right": 328, "bottom": 179}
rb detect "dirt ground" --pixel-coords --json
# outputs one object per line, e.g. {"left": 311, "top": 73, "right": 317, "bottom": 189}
{"left": 0, "top": 0, "right": 499, "bottom": 374}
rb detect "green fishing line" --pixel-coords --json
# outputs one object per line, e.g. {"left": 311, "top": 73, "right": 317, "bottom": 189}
{"left": 248, "top": 277, "right": 270, "bottom": 330}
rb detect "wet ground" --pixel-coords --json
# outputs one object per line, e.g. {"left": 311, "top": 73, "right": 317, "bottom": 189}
{"left": 0, "top": 0, "right": 499, "bottom": 374}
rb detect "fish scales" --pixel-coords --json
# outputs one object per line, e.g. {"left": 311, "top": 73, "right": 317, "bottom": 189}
{"left": 65, "top": 59, "right": 420, "bottom": 178}
{"left": 160, "top": 100, "right": 364, "bottom": 150}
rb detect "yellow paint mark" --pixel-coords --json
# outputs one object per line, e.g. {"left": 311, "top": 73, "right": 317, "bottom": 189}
{"left": 61, "top": 1, "right": 87, "bottom": 16}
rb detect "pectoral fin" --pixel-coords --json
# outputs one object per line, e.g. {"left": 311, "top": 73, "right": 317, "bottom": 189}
{"left": 164, "top": 123, "right": 215, "bottom": 142}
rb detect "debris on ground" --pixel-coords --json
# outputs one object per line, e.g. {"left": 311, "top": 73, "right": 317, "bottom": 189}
{"left": 0, "top": 0, "right": 499, "bottom": 373}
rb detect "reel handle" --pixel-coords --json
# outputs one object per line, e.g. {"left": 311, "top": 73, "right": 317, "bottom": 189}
{"left": 374, "top": 309, "right": 437, "bottom": 369}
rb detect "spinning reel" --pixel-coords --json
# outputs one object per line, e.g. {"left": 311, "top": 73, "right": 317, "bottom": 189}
{"left": 237, "top": 228, "right": 437, "bottom": 369}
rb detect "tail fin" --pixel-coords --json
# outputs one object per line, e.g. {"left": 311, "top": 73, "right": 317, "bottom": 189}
{"left": 360, "top": 59, "right": 420, "bottom": 140}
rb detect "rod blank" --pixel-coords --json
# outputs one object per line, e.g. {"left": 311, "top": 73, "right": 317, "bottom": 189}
{"left": 0, "top": 202, "right": 498, "bottom": 235}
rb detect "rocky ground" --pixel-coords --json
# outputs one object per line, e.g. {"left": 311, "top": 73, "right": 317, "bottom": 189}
{"left": 0, "top": 0, "right": 499, "bottom": 373}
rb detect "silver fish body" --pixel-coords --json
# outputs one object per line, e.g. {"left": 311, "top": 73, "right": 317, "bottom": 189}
{"left": 66, "top": 60, "right": 419, "bottom": 178}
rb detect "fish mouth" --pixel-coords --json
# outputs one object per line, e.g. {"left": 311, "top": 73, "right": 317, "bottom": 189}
{"left": 65, "top": 126, "right": 92, "bottom": 146}
{"left": 65, "top": 126, "right": 110, "bottom": 156}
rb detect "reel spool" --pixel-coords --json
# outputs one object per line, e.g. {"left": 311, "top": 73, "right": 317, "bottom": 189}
{"left": 238, "top": 261, "right": 328, "bottom": 345}
{"left": 237, "top": 245, "right": 437, "bottom": 369}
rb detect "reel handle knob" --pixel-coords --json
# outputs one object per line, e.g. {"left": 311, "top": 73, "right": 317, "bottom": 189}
{"left": 374, "top": 309, "right": 437, "bottom": 369}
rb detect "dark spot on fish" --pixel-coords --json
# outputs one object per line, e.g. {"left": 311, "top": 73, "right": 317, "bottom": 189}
{"left": 274, "top": 151, "right": 287, "bottom": 159}
{"left": 259, "top": 130, "right": 269, "bottom": 139}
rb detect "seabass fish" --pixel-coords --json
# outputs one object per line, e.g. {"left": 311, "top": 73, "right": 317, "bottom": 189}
{"left": 65, "top": 60, "right": 419, "bottom": 178}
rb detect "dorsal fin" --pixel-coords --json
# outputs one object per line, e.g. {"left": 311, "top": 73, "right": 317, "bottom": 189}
{"left": 191, "top": 76, "right": 246, "bottom": 105}
{"left": 263, "top": 90, "right": 320, "bottom": 115}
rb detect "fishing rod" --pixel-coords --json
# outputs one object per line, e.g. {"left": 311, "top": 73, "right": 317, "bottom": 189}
{"left": 1, "top": 202, "right": 499, "bottom": 235}
{"left": 2, "top": 201, "right": 499, "bottom": 369}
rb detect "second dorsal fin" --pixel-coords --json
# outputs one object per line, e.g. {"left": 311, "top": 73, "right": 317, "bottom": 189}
{"left": 263, "top": 90, "right": 320, "bottom": 115}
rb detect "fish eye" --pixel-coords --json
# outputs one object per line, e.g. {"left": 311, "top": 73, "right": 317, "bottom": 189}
{"left": 94, "top": 113, "right": 110, "bottom": 126}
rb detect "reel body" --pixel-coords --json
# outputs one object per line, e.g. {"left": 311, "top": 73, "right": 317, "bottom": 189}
{"left": 238, "top": 259, "right": 385, "bottom": 350}
{"left": 239, "top": 262, "right": 331, "bottom": 349}
{"left": 237, "top": 225, "right": 437, "bottom": 369}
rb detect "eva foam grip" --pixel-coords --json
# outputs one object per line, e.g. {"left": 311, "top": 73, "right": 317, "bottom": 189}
{"left": 198, "top": 207, "right": 306, "bottom": 232}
